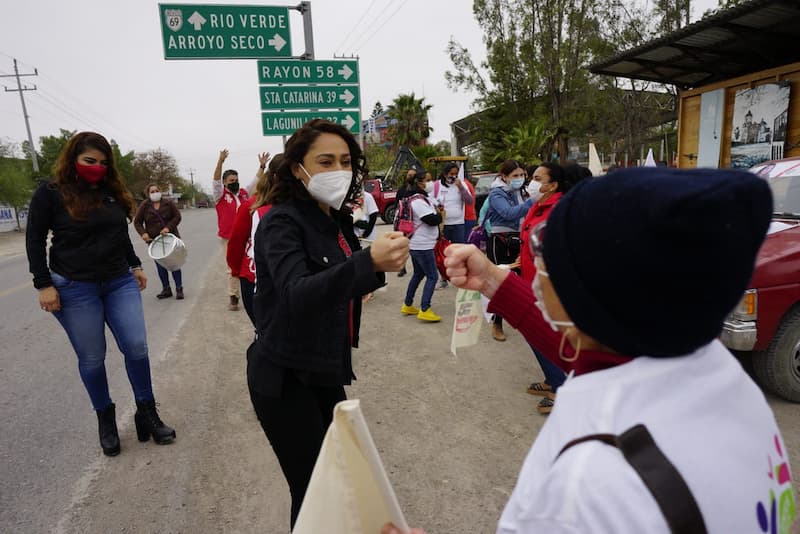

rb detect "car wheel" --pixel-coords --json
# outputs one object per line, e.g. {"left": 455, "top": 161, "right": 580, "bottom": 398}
{"left": 753, "top": 308, "right": 800, "bottom": 402}
{"left": 382, "top": 203, "right": 397, "bottom": 224}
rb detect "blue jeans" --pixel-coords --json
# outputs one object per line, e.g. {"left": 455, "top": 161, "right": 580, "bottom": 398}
{"left": 155, "top": 261, "right": 182, "bottom": 290}
{"left": 530, "top": 344, "right": 566, "bottom": 393}
{"left": 443, "top": 224, "right": 465, "bottom": 244}
{"left": 405, "top": 249, "right": 438, "bottom": 311}
{"left": 51, "top": 271, "right": 155, "bottom": 410}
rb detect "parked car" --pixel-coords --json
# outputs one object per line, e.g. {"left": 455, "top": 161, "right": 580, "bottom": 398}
{"left": 720, "top": 156, "right": 800, "bottom": 401}
{"left": 472, "top": 173, "right": 498, "bottom": 213}
{"left": 363, "top": 178, "right": 398, "bottom": 223}
{"left": 196, "top": 200, "right": 209, "bottom": 208}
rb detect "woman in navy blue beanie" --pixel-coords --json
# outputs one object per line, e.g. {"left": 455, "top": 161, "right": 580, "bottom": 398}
{"left": 385, "top": 167, "right": 797, "bottom": 534}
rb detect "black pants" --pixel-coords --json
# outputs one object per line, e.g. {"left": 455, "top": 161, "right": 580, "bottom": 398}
{"left": 249, "top": 371, "right": 346, "bottom": 529}
{"left": 488, "top": 232, "right": 521, "bottom": 326}
{"left": 239, "top": 278, "right": 256, "bottom": 326}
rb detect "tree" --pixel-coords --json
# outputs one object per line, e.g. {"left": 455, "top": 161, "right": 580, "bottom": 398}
{"left": 497, "top": 117, "right": 553, "bottom": 165}
{"left": 132, "top": 148, "right": 182, "bottom": 199}
{"left": 434, "top": 140, "right": 452, "bottom": 155}
{"left": 0, "top": 157, "right": 35, "bottom": 230}
{"left": 364, "top": 144, "right": 395, "bottom": 177}
{"left": 385, "top": 93, "right": 433, "bottom": 149}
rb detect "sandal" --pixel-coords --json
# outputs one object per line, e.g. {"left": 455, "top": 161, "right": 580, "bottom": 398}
{"left": 526, "top": 381, "right": 552, "bottom": 396}
{"left": 537, "top": 395, "right": 555, "bottom": 415}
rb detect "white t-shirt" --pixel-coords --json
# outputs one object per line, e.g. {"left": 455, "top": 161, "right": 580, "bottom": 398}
{"left": 354, "top": 192, "right": 379, "bottom": 241}
{"left": 408, "top": 195, "right": 439, "bottom": 250}
{"left": 428, "top": 180, "right": 470, "bottom": 225}
{"left": 497, "top": 340, "right": 797, "bottom": 534}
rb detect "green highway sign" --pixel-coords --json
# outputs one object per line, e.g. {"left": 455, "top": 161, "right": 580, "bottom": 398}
{"left": 159, "top": 4, "right": 292, "bottom": 59}
{"left": 260, "top": 85, "right": 360, "bottom": 111}
{"left": 262, "top": 111, "right": 361, "bottom": 136}
{"left": 257, "top": 60, "right": 359, "bottom": 84}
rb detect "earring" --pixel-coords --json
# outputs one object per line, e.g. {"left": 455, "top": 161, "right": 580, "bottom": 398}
{"left": 559, "top": 331, "right": 581, "bottom": 362}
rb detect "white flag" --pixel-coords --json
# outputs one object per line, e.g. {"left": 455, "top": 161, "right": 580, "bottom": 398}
{"left": 293, "top": 400, "right": 410, "bottom": 534}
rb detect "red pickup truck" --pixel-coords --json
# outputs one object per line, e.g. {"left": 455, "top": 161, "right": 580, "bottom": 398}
{"left": 363, "top": 178, "right": 398, "bottom": 224}
{"left": 721, "top": 156, "right": 800, "bottom": 401}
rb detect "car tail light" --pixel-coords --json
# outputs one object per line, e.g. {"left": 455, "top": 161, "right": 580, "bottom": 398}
{"left": 731, "top": 289, "right": 758, "bottom": 321}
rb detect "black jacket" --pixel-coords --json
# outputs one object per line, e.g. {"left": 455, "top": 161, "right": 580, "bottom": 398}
{"left": 26, "top": 182, "right": 141, "bottom": 289}
{"left": 248, "top": 198, "right": 386, "bottom": 393}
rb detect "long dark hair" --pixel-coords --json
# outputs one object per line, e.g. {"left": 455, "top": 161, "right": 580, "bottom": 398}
{"left": 266, "top": 120, "right": 367, "bottom": 206}
{"left": 251, "top": 153, "right": 283, "bottom": 213}
{"left": 52, "top": 131, "right": 135, "bottom": 220}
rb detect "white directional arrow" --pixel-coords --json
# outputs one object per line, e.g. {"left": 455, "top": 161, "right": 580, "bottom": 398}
{"left": 268, "top": 34, "right": 287, "bottom": 52}
{"left": 337, "top": 64, "right": 354, "bottom": 80}
{"left": 187, "top": 11, "right": 207, "bottom": 31}
{"left": 339, "top": 89, "right": 355, "bottom": 106}
{"left": 341, "top": 114, "right": 356, "bottom": 131}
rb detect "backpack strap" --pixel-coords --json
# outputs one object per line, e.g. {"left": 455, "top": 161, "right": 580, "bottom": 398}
{"left": 556, "top": 424, "right": 707, "bottom": 534}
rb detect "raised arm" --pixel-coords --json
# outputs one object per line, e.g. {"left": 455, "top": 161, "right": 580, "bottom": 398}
{"left": 212, "top": 149, "right": 228, "bottom": 202}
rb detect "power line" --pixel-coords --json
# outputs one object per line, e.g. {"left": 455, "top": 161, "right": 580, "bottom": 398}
{"left": 350, "top": 0, "right": 411, "bottom": 53}
{"left": 333, "top": 0, "right": 385, "bottom": 53}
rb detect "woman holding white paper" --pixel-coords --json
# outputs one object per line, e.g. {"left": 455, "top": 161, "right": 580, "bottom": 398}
{"left": 247, "top": 119, "right": 409, "bottom": 529}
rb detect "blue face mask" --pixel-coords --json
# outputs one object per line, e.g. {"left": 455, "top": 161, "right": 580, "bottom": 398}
{"left": 510, "top": 178, "right": 525, "bottom": 190}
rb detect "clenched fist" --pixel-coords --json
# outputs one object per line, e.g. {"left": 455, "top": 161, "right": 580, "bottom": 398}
{"left": 369, "top": 231, "right": 410, "bottom": 272}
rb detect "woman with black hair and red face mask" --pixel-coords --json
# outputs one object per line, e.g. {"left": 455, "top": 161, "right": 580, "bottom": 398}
{"left": 26, "top": 131, "right": 175, "bottom": 458}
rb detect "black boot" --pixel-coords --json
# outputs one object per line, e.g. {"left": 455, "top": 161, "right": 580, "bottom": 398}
{"left": 96, "top": 403, "right": 120, "bottom": 456}
{"left": 156, "top": 287, "right": 173, "bottom": 299}
{"left": 134, "top": 400, "right": 176, "bottom": 444}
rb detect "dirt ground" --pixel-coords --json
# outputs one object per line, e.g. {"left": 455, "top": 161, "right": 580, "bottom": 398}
{"left": 53, "top": 241, "right": 543, "bottom": 534}
{"left": 45, "top": 230, "right": 798, "bottom": 534}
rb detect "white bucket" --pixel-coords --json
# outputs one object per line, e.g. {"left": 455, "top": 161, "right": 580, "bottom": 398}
{"left": 147, "top": 233, "right": 187, "bottom": 272}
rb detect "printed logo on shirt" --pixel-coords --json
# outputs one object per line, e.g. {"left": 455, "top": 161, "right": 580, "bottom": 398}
{"left": 755, "top": 434, "right": 796, "bottom": 533}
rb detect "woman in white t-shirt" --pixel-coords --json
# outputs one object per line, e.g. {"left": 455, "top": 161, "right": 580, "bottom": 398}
{"left": 400, "top": 173, "right": 444, "bottom": 322}
{"left": 353, "top": 190, "right": 379, "bottom": 242}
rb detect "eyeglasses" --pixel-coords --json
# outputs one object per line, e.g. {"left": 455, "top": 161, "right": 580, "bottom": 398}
{"left": 529, "top": 221, "right": 546, "bottom": 257}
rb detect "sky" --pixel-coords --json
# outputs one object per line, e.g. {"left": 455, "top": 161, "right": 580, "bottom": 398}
{"left": 0, "top": 0, "right": 718, "bottom": 192}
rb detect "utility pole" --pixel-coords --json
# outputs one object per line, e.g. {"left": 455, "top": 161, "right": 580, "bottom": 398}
{"left": 188, "top": 168, "right": 196, "bottom": 208}
{"left": 1, "top": 59, "right": 40, "bottom": 173}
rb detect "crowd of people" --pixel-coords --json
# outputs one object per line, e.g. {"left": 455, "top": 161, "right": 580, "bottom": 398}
{"left": 24, "top": 126, "right": 796, "bottom": 533}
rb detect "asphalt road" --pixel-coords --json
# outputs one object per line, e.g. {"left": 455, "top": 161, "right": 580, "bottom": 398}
{"left": 0, "top": 212, "right": 798, "bottom": 533}
{"left": 0, "top": 208, "right": 221, "bottom": 533}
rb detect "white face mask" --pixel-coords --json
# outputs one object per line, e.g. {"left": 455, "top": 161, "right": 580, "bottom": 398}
{"left": 532, "top": 268, "right": 574, "bottom": 332}
{"left": 149, "top": 192, "right": 162, "bottom": 202}
{"left": 526, "top": 182, "right": 544, "bottom": 202}
{"left": 299, "top": 164, "right": 353, "bottom": 210}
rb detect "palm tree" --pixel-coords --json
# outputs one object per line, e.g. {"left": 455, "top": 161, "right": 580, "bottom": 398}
{"left": 497, "top": 117, "right": 553, "bottom": 165}
{"left": 386, "top": 93, "right": 433, "bottom": 150}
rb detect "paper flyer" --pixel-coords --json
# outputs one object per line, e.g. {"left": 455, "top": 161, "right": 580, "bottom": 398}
{"left": 293, "top": 400, "right": 409, "bottom": 534}
{"left": 451, "top": 288, "right": 484, "bottom": 356}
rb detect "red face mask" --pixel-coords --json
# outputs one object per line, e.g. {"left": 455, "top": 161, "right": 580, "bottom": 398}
{"left": 75, "top": 162, "right": 107, "bottom": 184}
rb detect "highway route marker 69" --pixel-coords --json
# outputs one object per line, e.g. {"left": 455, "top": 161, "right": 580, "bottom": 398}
{"left": 159, "top": 4, "right": 292, "bottom": 59}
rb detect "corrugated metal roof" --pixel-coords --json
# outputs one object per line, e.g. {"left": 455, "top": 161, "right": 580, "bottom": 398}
{"left": 590, "top": 0, "right": 800, "bottom": 89}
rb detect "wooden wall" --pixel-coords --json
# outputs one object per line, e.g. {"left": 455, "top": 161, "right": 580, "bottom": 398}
{"left": 678, "top": 61, "right": 800, "bottom": 169}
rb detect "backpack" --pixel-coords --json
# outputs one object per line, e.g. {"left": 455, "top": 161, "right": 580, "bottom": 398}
{"left": 394, "top": 194, "right": 425, "bottom": 236}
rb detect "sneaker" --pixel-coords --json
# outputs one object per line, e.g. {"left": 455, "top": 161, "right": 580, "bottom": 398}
{"left": 526, "top": 381, "right": 552, "bottom": 396}
{"left": 400, "top": 304, "right": 420, "bottom": 315}
{"left": 397, "top": 267, "right": 407, "bottom": 278}
{"left": 537, "top": 395, "right": 555, "bottom": 415}
{"left": 417, "top": 308, "right": 442, "bottom": 322}
{"left": 229, "top": 295, "right": 239, "bottom": 311}
{"left": 175, "top": 287, "right": 184, "bottom": 300}
{"left": 156, "top": 287, "right": 172, "bottom": 299}
{"left": 436, "top": 280, "right": 449, "bottom": 290}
